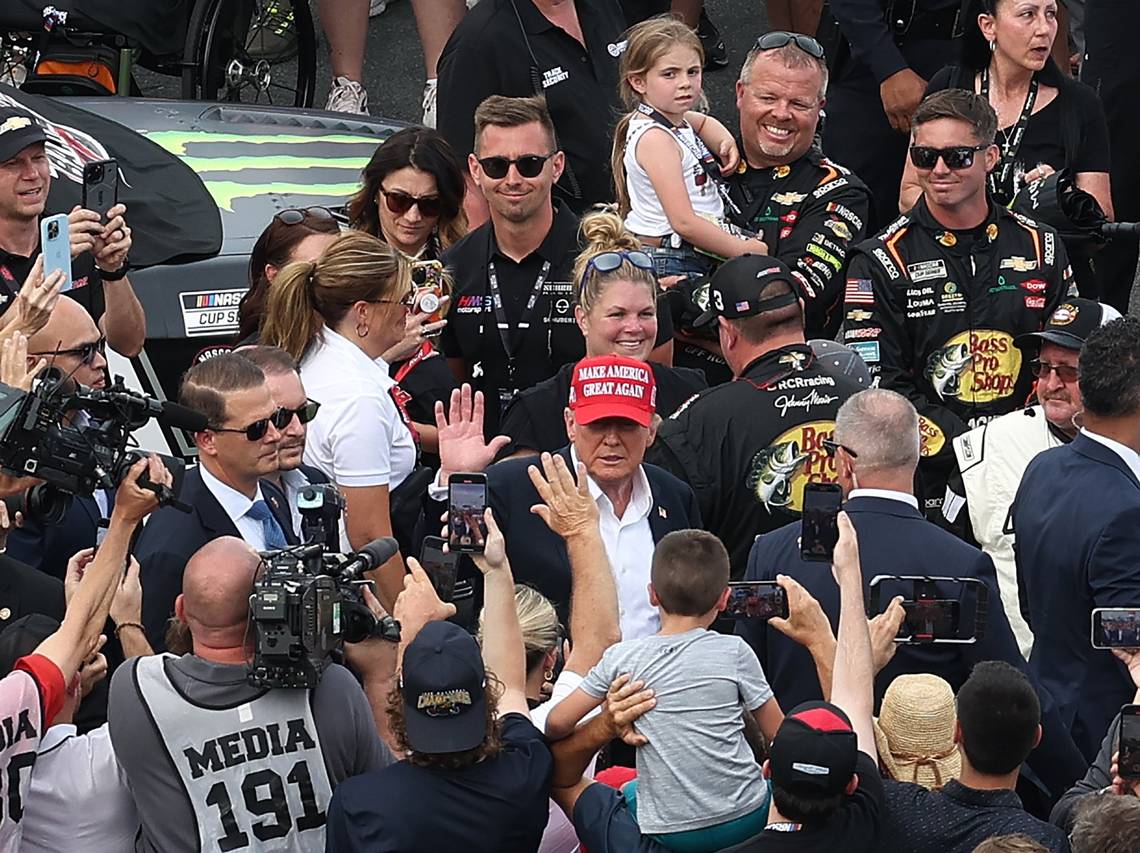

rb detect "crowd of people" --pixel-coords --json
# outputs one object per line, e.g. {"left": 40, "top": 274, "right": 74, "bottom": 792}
{"left": 0, "top": 0, "right": 1138, "bottom": 851}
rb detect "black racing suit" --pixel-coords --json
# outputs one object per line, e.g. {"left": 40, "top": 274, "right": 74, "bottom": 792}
{"left": 726, "top": 147, "right": 872, "bottom": 339}
{"left": 842, "top": 198, "right": 1076, "bottom": 514}
{"left": 645, "top": 343, "right": 865, "bottom": 576}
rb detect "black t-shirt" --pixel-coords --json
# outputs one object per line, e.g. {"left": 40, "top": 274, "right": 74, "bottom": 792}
{"left": 436, "top": 0, "right": 627, "bottom": 211}
{"left": 673, "top": 340, "right": 733, "bottom": 386}
{"left": 440, "top": 201, "right": 585, "bottom": 434}
{"left": 499, "top": 359, "right": 707, "bottom": 455}
{"left": 325, "top": 713, "right": 553, "bottom": 853}
{"left": 0, "top": 244, "right": 105, "bottom": 326}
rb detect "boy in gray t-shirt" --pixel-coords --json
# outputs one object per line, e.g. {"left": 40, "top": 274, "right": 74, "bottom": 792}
{"left": 546, "top": 530, "right": 783, "bottom": 850}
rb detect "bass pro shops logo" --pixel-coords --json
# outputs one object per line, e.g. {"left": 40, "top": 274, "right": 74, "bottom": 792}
{"left": 924, "top": 330, "right": 1022, "bottom": 404}
{"left": 746, "top": 422, "right": 838, "bottom": 513}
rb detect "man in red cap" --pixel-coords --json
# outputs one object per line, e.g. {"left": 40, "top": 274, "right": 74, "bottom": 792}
{"left": 434, "top": 357, "right": 701, "bottom": 639}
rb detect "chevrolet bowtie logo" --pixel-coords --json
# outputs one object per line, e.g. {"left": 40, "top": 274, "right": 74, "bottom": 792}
{"left": 0, "top": 116, "right": 32, "bottom": 135}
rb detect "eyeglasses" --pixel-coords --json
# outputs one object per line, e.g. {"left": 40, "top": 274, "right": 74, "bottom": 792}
{"left": 753, "top": 31, "right": 826, "bottom": 59}
{"left": 580, "top": 250, "right": 655, "bottom": 294}
{"left": 1030, "top": 359, "right": 1079, "bottom": 383}
{"left": 380, "top": 188, "right": 442, "bottom": 218}
{"left": 280, "top": 399, "right": 321, "bottom": 425}
{"left": 209, "top": 407, "right": 292, "bottom": 441}
{"left": 909, "top": 144, "right": 990, "bottom": 170}
{"left": 30, "top": 336, "right": 106, "bottom": 365}
{"left": 476, "top": 153, "right": 555, "bottom": 180}
{"left": 822, "top": 439, "right": 858, "bottom": 459}
{"left": 274, "top": 206, "right": 336, "bottom": 226}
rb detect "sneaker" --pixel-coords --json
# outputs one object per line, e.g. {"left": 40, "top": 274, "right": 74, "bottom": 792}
{"left": 370, "top": 0, "right": 388, "bottom": 16}
{"left": 246, "top": 0, "right": 297, "bottom": 61}
{"left": 325, "top": 76, "right": 369, "bottom": 114}
{"left": 422, "top": 78, "right": 438, "bottom": 128}
{"left": 698, "top": 10, "right": 728, "bottom": 70}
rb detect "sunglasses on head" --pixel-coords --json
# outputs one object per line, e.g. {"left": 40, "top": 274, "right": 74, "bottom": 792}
{"left": 580, "top": 250, "right": 655, "bottom": 296}
{"left": 30, "top": 336, "right": 106, "bottom": 365}
{"left": 275, "top": 206, "right": 337, "bottom": 226}
{"left": 753, "top": 31, "right": 826, "bottom": 59}
{"left": 210, "top": 406, "right": 293, "bottom": 441}
{"left": 380, "top": 188, "right": 442, "bottom": 218}
{"left": 477, "top": 153, "right": 555, "bottom": 180}
{"left": 1029, "top": 359, "right": 1079, "bottom": 383}
{"left": 909, "top": 143, "right": 990, "bottom": 170}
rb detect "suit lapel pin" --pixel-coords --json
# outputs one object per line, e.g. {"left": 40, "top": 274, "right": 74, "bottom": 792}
{"left": 658, "top": 506, "right": 668, "bottom": 519}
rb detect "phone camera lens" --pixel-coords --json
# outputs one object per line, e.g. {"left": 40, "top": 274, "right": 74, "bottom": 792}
{"left": 47, "top": 222, "right": 58, "bottom": 239}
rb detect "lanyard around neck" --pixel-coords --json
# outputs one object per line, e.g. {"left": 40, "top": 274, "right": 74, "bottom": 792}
{"left": 981, "top": 68, "right": 1038, "bottom": 198}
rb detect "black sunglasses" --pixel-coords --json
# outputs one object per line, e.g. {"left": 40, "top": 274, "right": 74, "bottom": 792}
{"left": 275, "top": 206, "right": 336, "bottom": 226}
{"left": 281, "top": 399, "right": 321, "bottom": 425}
{"left": 30, "top": 336, "right": 106, "bottom": 365}
{"left": 754, "top": 31, "right": 826, "bottom": 59}
{"left": 209, "top": 407, "right": 292, "bottom": 441}
{"left": 1029, "top": 359, "right": 1079, "bottom": 383}
{"left": 822, "top": 439, "right": 858, "bottom": 459}
{"left": 477, "top": 153, "right": 555, "bottom": 180}
{"left": 909, "top": 144, "right": 990, "bottom": 170}
{"left": 380, "top": 188, "right": 442, "bottom": 218}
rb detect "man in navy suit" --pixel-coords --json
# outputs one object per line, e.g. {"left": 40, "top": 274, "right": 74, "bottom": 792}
{"left": 134, "top": 354, "right": 293, "bottom": 649}
{"left": 737, "top": 388, "right": 1087, "bottom": 799}
{"left": 435, "top": 360, "right": 700, "bottom": 639}
{"left": 1014, "top": 316, "right": 1140, "bottom": 762}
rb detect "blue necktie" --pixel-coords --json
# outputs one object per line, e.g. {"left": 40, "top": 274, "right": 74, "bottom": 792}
{"left": 247, "top": 499, "right": 288, "bottom": 550}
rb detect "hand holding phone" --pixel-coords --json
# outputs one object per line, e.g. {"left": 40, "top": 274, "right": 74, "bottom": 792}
{"left": 1119, "top": 705, "right": 1140, "bottom": 781}
{"left": 420, "top": 536, "right": 459, "bottom": 603}
{"left": 1092, "top": 608, "right": 1140, "bottom": 649}
{"left": 723, "top": 581, "right": 789, "bottom": 620}
{"left": 448, "top": 473, "right": 488, "bottom": 554}
{"left": 801, "top": 483, "right": 842, "bottom": 562}
{"left": 39, "top": 214, "right": 72, "bottom": 293}
{"left": 82, "top": 159, "right": 118, "bottom": 224}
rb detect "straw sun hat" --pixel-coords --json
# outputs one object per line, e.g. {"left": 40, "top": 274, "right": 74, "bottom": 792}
{"left": 873, "top": 673, "right": 962, "bottom": 790}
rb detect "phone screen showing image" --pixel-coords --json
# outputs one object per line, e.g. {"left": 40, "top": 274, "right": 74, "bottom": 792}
{"left": 801, "top": 483, "right": 842, "bottom": 562}
{"left": 448, "top": 478, "right": 488, "bottom": 553}
{"left": 724, "top": 582, "right": 789, "bottom": 620}
{"left": 1119, "top": 707, "right": 1140, "bottom": 780}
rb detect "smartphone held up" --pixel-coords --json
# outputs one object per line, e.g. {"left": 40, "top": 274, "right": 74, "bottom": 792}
{"left": 448, "top": 473, "right": 488, "bottom": 554}
{"left": 800, "top": 482, "right": 842, "bottom": 562}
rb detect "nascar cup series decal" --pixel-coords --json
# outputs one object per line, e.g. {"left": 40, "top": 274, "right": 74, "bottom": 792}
{"left": 924, "top": 330, "right": 1022, "bottom": 404}
{"left": 746, "top": 422, "right": 837, "bottom": 513}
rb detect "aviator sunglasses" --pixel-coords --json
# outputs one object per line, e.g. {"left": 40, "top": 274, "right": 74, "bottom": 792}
{"left": 909, "top": 144, "right": 990, "bottom": 171}
{"left": 753, "top": 31, "right": 826, "bottom": 59}
{"left": 580, "top": 250, "right": 655, "bottom": 295}
{"left": 1029, "top": 360, "right": 1079, "bottom": 383}
{"left": 380, "top": 188, "right": 443, "bottom": 218}
{"left": 477, "top": 152, "right": 555, "bottom": 180}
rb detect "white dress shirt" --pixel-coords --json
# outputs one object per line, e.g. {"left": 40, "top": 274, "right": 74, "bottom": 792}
{"left": 847, "top": 487, "right": 920, "bottom": 510}
{"left": 198, "top": 463, "right": 271, "bottom": 550}
{"left": 1081, "top": 428, "right": 1140, "bottom": 482}
{"left": 22, "top": 723, "right": 139, "bottom": 853}
{"left": 571, "top": 448, "right": 658, "bottom": 640}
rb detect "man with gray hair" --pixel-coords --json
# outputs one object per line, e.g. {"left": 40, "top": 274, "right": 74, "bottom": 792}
{"left": 725, "top": 32, "right": 871, "bottom": 339}
{"left": 738, "top": 387, "right": 1088, "bottom": 800}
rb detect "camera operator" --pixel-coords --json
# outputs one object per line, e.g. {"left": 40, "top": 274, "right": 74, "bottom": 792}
{"left": 0, "top": 454, "right": 164, "bottom": 847}
{"left": 5, "top": 297, "right": 112, "bottom": 580}
{"left": 238, "top": 345, "right": 331, "bottom": 538}
{"left": 109, "top": 536, "right": 392, "bottom": 853}
{"left": 134, "top": 353, "right": 296, "bottom": 649}
{"left": 0, "top": 108, "right": 144, "bottom": 357}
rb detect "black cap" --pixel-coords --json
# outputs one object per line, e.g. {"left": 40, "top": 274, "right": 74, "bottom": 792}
{"left": 769, "top": 701, "right": 858, "bottom": 797}
{"left": 0, "top": 109, "right": 47, "bottom": 163}
{"left": 693, "top": 255, "right": 801, "bottom": 329}
{"left": 400, "top": 621, "right": 487, "bottom": 754}
{"left": 1014, "top": 298, "right": 1121, "bottom": 351}
{"left": 0, "top": 614, "right": 59, "bottom": 675}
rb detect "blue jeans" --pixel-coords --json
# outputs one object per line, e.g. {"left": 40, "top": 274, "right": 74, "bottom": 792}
{"left": 645, "top": 245, "right": 715, "bottom": 280}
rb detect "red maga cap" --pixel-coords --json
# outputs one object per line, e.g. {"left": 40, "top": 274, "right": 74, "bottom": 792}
{"left": 568, "top": 355, "right": 657, "bottom": 427}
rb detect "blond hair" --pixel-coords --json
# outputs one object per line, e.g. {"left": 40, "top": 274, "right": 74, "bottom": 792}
{"left": 260, "top": 230, "right": 411, "bottom": 361}
{"left": 571, "top": 207, "right": 659, "bottom": 315}
{"left": 611, "top": 15, "right": 704, "bottom": 216}
{"left": 478, "top": 584, "right": 561, "bottom": 673}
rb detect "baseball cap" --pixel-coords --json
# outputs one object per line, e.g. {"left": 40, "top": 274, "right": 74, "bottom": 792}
{"left": 568, "top": 354, "right": 656, "bottom": 427}
{"left": 768, "top": 701, "right": 859, "bottom": 797}
{"left": 0, "top": 108, "right": 47, "bottom": 163}
{"left": 0, "top": 614, "right": 59, "bottom": 675}
{"left": 693, "top": 255, "right": 801, "bottom": 329}
{"left": 809, "top": 339, "right": 874, "bottom": 387}
{"left": 400, "top": 620, "right": 488, "bottom": 754}
{"left": 1014, "top": 297, "right": 1121, "bottom": 351}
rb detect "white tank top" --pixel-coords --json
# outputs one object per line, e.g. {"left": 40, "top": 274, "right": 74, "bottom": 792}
{"left": 623, "top": 114, "right": 725, "bottom": 238}
{"left": 134, "top": 654, "right": 334, "bottom": 853}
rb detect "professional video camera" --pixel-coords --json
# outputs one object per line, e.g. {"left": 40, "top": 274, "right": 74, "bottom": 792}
{"left": 248, "top": 483, "right": 401, "bottom": 689}
{"left": 0, "top": 368, "right": 204, "bottom": 522}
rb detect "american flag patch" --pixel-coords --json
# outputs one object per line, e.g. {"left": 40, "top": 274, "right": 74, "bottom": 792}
{"left": 735, "top": 301, "right": 750, "bottom": 312}
{"left": 845, "top": 278, "right": 874, "bottom": 305}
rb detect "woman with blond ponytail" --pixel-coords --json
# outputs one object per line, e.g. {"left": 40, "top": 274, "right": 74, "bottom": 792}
{"left": 498, "top": 208, "right": 706, "bottom": 457}
{"left": 261, "top": 230, "right": 417, "bottom": 609}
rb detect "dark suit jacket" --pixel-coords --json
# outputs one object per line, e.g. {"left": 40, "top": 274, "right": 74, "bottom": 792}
{"left": 1013, "top": 433, "right": 1140, "bottom": 761}
{"left": 737, "top": 494, "right": 1087, "bottom": 799}
{"left": 260, "top": 464, "right": 329, "bottom": 541}
{"left": 6, "top": 493, "right": 105, "bottom": 581}
{"left": 0, "top": 554, "right": 65, "bottom": 628}
{"left": 466, "top": 446, "right": 702, "bottom": 618}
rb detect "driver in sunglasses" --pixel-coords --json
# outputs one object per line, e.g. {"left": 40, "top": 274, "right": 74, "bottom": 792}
{"left": 842, "top": 89, "right": 1076, "bottom": 519}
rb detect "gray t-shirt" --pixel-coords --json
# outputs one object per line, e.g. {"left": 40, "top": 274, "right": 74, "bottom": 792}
{"left": 108, "top": 655, "right": 391, "bottom": 853}
{"left": 581, "top": 628, "right": 772, "bottom": 834}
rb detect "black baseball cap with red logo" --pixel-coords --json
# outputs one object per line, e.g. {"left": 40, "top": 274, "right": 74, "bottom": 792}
{"left": 1014, "top": 298, "right": 1121, "bottom": 351}
{"left": 768, "top": 701, "right": 859, "bottom": 797}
